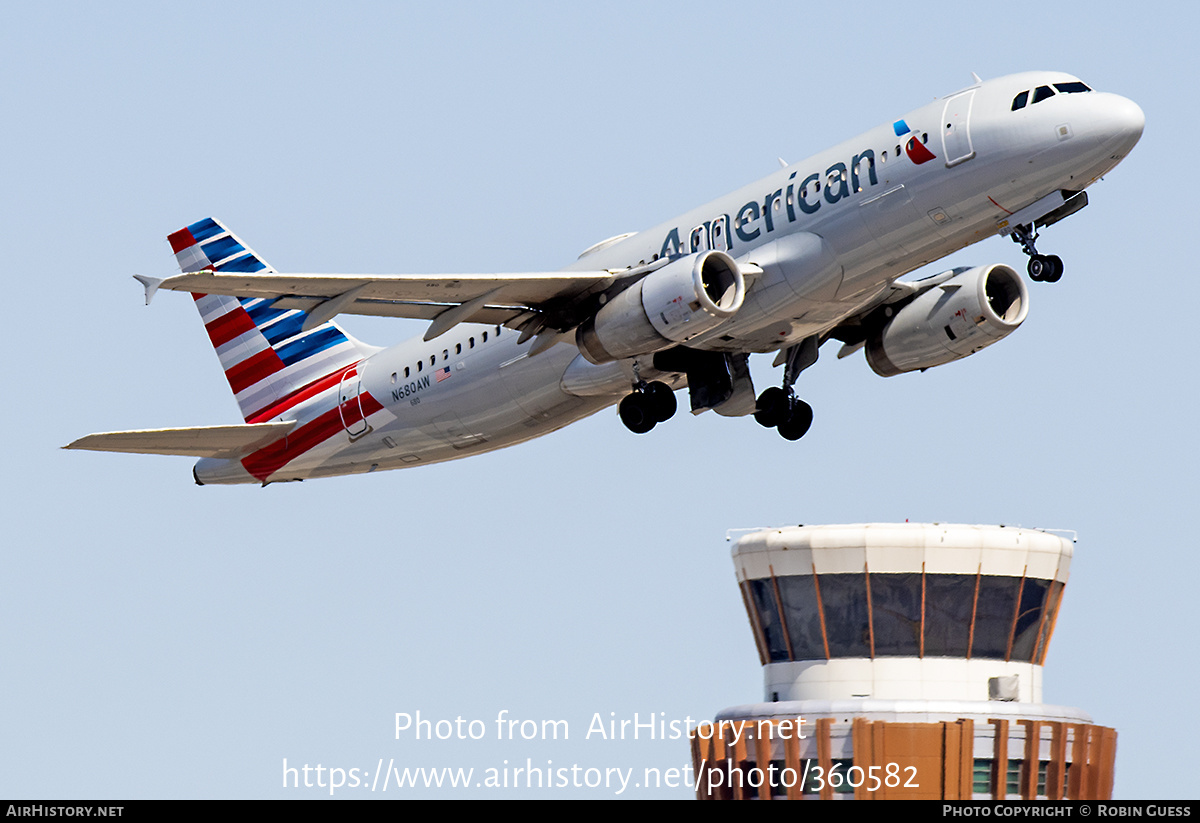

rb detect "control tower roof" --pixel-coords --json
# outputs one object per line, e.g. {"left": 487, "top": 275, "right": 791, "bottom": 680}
{"left": 731, "top": 522, "right": 1073, "bottom": 580}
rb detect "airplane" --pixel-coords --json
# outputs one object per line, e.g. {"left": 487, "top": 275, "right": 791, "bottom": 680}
{"left": 66, "top": 71, "right": 1144, "bottom": 486}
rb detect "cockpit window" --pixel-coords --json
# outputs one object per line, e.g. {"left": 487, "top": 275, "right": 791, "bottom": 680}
{"left": 1013, "top": 82, "right": 1090, "bottom": 113}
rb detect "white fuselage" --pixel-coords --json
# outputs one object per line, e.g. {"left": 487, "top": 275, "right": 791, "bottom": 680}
{"left": 195, "top": 71, "right": 1144, "bottom": 484}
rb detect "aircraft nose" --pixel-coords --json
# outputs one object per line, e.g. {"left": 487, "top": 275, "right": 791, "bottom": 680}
{"left": 1097, "top": 93, "right": 1145, "bottom": 153}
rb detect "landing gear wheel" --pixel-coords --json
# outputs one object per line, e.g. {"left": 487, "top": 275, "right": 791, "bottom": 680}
{"left": 755, "top": 387, "right": 789, "bottom": 428}
{"left": 1044, "top": 254, "right": 1064, "bottom": 283}
{"left": 618, "top": 392, "right": 656, "bottom": 434}
{"left": 777, "top": 398, "right": 814, "bottom": 441}
{"left": 1028, "top": 255, "right": 1049, "bottom": 282}
{"left": 643, "top": 381, "right": 677, "bottom": 423}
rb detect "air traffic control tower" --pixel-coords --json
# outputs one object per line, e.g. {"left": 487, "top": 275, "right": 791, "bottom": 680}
{"left": 691, "top": 523, "right": 1116, "bottom": 800}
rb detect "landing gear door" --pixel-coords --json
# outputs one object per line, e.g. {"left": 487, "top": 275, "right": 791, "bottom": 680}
{"left": 941, "top": 90, "right": 976, "bottom": 168}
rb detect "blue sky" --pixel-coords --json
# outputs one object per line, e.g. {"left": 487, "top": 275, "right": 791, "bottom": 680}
{"left": 3, "top": 1, "right": 1196, "bottom": 799}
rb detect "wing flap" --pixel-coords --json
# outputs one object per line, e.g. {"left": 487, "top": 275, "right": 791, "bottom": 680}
{"left": 64, "top": 421, "right": 297, "bottom": 458}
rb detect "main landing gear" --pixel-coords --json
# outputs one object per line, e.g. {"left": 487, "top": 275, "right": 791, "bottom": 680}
{"left": 618, "top": 380, "right": 677, "bottom": 434}
{"left": 754, "top": 386, "right": 813, "bottom": 441}
{"left": 1011, "top": 223, "right": 1063, "bottom": 283}
{"left": 754, "top": 336, "right": 817, "bottom": 441}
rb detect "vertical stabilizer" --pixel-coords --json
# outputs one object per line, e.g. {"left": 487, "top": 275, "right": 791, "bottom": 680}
{"left": 167, "top": 218, "right": 377, "bottom": 423}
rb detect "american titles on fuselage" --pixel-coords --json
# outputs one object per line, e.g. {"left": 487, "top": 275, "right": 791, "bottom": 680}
{"left": 658, "top": 130, "right": 932, "bottom": 260}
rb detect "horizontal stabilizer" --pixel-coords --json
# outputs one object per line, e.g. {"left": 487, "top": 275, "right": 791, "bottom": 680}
{"left": 63, "top": 421, "right": 296, "bottom": 458}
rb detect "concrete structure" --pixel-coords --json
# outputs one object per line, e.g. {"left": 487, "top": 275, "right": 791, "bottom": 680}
{"left": 691, "top": 523, "right": 1115, "bottom": 800}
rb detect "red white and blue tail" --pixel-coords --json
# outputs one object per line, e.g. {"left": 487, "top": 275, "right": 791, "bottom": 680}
{"left": 167, "top": 218, "right": 376, "bottom": 423}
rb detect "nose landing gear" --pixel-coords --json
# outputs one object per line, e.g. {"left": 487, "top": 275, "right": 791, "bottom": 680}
{"left": 618, "top": 380, "right": 678, "bottom": 434}
{"left": 1011, "top": 224, "right": 1063, "bottom": 282}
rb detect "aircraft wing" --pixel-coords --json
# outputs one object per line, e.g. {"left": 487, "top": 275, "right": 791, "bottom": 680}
{"left": 151, "top": 267, "right": 639, "bottom": 341}
{"left": 63, "top": 421, "right": 297, "bottom": 458}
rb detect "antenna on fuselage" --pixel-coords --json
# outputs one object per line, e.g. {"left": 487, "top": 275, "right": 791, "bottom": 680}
{"left": 971, "top": 71, "right": 982, "bottom": 84}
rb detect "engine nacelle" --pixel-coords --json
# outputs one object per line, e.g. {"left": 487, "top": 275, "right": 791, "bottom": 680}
{"left": 576, "top": 250, "right": 745, "bottom": 364}
{"left": 866, "top": 264, "right": 1029, "bottom": 377}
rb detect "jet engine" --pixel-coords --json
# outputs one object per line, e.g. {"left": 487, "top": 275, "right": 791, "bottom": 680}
{"left": 865, "top": 264, "right": 1028, "bottom": 377}
{"left": 576, "top": 250, "right": 745, "bottom": 364}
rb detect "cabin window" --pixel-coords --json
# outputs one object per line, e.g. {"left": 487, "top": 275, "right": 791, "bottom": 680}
{"left": 1011, "top": 90, "right": 1029, "bottom": 111}
{"left": 429, "top": 356, "right": 435, "bottom": 366}
{"left": 456, "top": 343, "right": 462, "bottom": 354}
{"left": 1032, "top": 85, "right": 1055, "bottom": 104}
{"left": 469, "top": 337, "right": 475, "bottom": 348}
{"left": 404, "top": 367, "right": 410, "bottom": 378}
{"left": 417, "top": 361, "right": 422, "bottom": 372}
{"left": 443, "top": 349, "right": 449, "bottom": 360}
{"left": 390, "top": 372, "right": 397, "bottom": 383}
{"left": 482, "top": 331, "right": 488, "bottom": 342}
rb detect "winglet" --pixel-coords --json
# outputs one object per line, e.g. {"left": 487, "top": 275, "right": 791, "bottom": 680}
{"left": 133, "top": 274, "right": 163, "bottom": 306}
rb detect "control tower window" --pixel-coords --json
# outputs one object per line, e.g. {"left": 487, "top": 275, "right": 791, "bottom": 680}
{"left": 1010, "top": 578, "right": 1052, "bottom": 661}
{"left": 1033, "top": 580, "right": 1065, "bottom": 663}
{"left": 970, "top": 576, "right": 1023, "bottom": 659}
{"left": 777, "top": 575, "right": 826, "bottom": 659}
{"left": 747, "top": 579, "right": 790, "bottom": 662}
{"left": 744, "top": 571, "right": 1064, "bottom": 663}
{"left": 923, "top": 575, "right": 975, "bottom": 657}
{"left": 869, "top": 573, "right": 922, "bottom": 656}
{"left": 816, "top": 575, "right": 871, "bottom": 658}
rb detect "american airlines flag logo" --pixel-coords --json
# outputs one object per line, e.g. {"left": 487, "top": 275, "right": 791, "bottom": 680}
{"left": 436, "top": 366, "right": 452, "bottom": 383}
{"left": 893, "top": 118, "right": 937, "bottom": 165}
